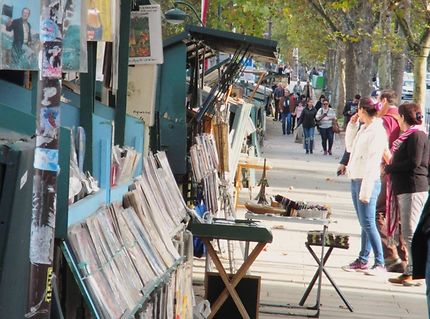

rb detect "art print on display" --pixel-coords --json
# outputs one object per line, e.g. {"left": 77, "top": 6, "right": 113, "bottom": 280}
{"left": 0, "top": 0, "right": 86, "bottom": 71}
{"left": 129, "top": 5, "right": 163, "bottom": 64}
{"left": 42, "top": 41, "right": 62, "bottom": 78}
{"left": 0, "top": 0, "right": 39, "bottom": 69}
{"left": 87, "top": 0, "right": 112, "bottom": 42}
{"left": 40, "top": 80, "right": 61, "bottom": 106}
{"left": 40, "top": 107, "right": 60, "bottom": 133}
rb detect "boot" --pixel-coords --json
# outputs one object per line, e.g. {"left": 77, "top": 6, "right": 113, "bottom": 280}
{"left": 304, "top": 140, "right": 309, "bottom": 154}
{"left": 309, "top": 140, "right": 314, "bottom": 154}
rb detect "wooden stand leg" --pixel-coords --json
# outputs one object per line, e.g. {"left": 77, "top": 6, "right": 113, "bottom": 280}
{"left": 204, "top": 239, "right": 266, "bottom": 319}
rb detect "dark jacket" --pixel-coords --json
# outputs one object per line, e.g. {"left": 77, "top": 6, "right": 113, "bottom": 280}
{"left": 297, "top": 107, "right": 317, "bottom": 129}
{"left": 6, "top": 18, "right": 32, "bottom": 49}
{"left": 412, "top": 192, "right": 430, "bottom": 279}
{"left": 385, "top": 131, "right": 429, "bottom": 195}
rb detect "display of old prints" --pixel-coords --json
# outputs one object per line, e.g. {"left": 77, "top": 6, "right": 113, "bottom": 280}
{"left": 67, "top": 151, "right": 189, "bottom": 318}
{"left": 0, "top": 0, "right": 87, "bottom": 71}
{"left": 129, "top": 5, "right": 163, "bottom": 64}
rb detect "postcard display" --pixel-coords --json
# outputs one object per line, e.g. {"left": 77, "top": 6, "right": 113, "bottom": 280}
{"left": 67, "top": 151, "right": 194, "bottom": 318}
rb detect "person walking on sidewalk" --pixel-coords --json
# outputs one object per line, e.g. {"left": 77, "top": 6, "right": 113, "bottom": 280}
{"left": 384, "top": 103, "right": 429, "bottom": 286}
{"left": 273, "top": 83, "right": 285, "bottom": 121}
{"left": 375, "top": 90, "right": 408, "bottom": 273}
{"left": 281, "top": 90, "right": 293, "bottom": 135}
{"left": 315, "top": 98, "right": 336, "bottom": 155}
{"left": 296, "top": 99, "right": 317, "bottom": 154}
{"left": 342, "top": 97, "right": 388, "bottom": 275}
{"left": 302, "top": 79, "right": 314, "bottom": 100}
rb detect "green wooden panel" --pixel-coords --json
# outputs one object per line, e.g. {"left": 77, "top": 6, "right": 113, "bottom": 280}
{"left": 55, "top": 126, "right": 71, "bottom": 239}
{"left": 157, "top": 42, "right": 187, "bottom": 176}
{"left": 0, "top": 103, "right": 35, "bottom": 135}
{"left": 190, "top": 219, "right": 273, "bottom": 243}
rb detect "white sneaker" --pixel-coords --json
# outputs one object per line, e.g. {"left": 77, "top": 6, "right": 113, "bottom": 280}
{"left": 364, "top": 264, "right": 386, "bottom": 276}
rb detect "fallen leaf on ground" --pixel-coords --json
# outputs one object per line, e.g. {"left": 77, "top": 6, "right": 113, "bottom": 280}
{"left": 272, "top": 225, "right": 285, "bottom": 229}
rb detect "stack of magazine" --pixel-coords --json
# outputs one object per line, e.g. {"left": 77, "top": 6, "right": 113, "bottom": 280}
{"left": 67, "top": 151, "right": 191, "bottom": 318}
{"left": 190, "top": 134, "right": 221, "bottom": 215}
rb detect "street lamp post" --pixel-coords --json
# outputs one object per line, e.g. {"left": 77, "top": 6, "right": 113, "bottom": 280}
{"left": 164, "top": 1, "right": 205, "bottom": 26}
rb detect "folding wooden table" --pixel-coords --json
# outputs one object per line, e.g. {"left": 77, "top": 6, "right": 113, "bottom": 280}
{"left": 190, "top": 218, "right": 273, "bottom": 319}
{"left": 244, "top": 212, "right": 352, "bottom": 318}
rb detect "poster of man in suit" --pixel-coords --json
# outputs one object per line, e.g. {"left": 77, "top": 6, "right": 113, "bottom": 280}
{"left": 1, "top": 1, "right": 39, "bottom": 69}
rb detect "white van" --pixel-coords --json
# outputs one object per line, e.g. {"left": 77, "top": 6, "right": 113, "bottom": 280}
{"left": 401, "top": 79, "right": 414, "bottom": 100}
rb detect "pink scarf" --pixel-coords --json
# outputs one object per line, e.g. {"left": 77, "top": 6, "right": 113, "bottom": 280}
{"left": 386, "top": 125, "right": 424, "bottom": 238}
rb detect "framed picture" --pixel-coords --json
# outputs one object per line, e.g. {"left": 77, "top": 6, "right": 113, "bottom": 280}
{"left": 129, "top": 5, "right": 163, "bottom": 65}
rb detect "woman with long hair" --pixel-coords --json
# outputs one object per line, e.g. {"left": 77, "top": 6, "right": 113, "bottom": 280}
{"left": 385, "top": 103, "right": 429, "bottom": 285}
{"left": 315, "top": 98, "right": 336, "bottom": 155}
{"left": 342, "top": 97, "right": 388, "bottom": 274}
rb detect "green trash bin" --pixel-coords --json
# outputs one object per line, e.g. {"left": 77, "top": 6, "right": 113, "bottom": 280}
{"left": 312, "top": 75, "right": 326, "bottom": 89}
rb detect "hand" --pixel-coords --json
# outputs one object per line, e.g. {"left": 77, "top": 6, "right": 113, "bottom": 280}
{"left": 350, "top": 113, "right": 359, "bottom": 124}
{"left": 359, "top": 198, "right": 369, "bottom": 204}
{"left": 337, "top": 164, "right": 346, "bottom": 176}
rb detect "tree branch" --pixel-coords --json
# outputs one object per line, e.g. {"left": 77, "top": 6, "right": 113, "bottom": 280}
{"left": 306, "top": 0, "right": 341, "bottom": 34}
{"left": 390, "top": 1, "right": 420, "bottom": 52}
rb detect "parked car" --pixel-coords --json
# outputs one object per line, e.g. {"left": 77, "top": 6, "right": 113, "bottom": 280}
{"left": 401, "top": 80, "right": 414, "bottom": 100}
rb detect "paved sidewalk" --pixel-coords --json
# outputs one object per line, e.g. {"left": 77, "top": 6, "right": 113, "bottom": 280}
{"left": 193, "top": 116, "right": 427, "bottom": 318}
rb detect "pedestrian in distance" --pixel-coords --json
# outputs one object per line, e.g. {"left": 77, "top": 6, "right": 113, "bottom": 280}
{"left": 281, "top": 90, "right": 293, "bottom": 135}
{"left": 315, "top": 94, "right": 326, "bottom": 112}
{"left": 296, "top": 98, "right": 317, "bottom": 154}
{"left": 273, "top": 83, "right": 285, "bottom": 121}
{"left": 302, "top": 79, "right": 314, "bottom": 100}
{"left": 293, "top": 80, "right": 302, "bottom": 96}
{"left": 384, "top": 103, "right": 429, "bottom": 286}
{"left": 315, "top": 98, "right": 336, "bottom": 155}
{"left": 342, "top": 97, "right": 388, "bottom": 275}
{"left": 343, "top": 94, "right": 361, "bottom": 128}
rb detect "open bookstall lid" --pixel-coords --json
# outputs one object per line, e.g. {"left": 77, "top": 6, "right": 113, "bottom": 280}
{"left": 185, "top": 24, "right": 278, "bottom": 63}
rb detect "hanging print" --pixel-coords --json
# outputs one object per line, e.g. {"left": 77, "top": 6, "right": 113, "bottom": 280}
{"left": 0, "top": 0, "right": 86, "bottom": 71}
{"left": 129, "top": 5, "right": 163, "bottom": 64}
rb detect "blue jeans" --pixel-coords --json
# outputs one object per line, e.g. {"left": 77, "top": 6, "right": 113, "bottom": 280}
{"left": 281, "top": 112, "right": 292, "bottom": 134}
{"left": 319, "top": 127, "right": 334, "bottom": 152}
{"left": 303, "top": 126, "right": 315, "bottom": 151}
{"left": 351, "top": 179, "right": 384, "bottom": 265}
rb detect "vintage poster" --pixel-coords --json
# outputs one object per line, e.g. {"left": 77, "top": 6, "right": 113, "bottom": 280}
{"left": 129, "top": 5, "right": 163, "bottom": 64}
{"left": 0, "top": 0, "right": 86, "bottom": 71}
{"left": 87, "top": 0, "right": 112, "bottom": 42}
{"left": 0, "top": 0, "right": 40, "bottom": 70}
{"left": 62, "top": 0, "right": 88, "bottom": 71}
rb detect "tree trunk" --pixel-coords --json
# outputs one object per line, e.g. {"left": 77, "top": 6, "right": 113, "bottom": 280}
{"left": 413, "top": 47, "right": 430, "bottom": 109}
{"left": 391, "top": 52, "right": 405, "bottom": 101}
{"left": 325, "top": 48, "right": 336, "bottom": 97}
{"left": 355, "top": 36, "right": 374, "bottom": 96}
{"left": 336, "top": 46, "right": 346, "bottom": 117}
{"left": 344, "top": 41, "right": 357, "bottom": 100}
{"left": 378, "top": 1, "right": 391, "bottom": 89}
